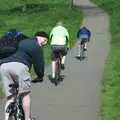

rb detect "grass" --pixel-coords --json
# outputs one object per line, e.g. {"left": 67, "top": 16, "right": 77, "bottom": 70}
{"left": 0, "top": 74, "right": 5, "bottom": 98}
{"left": 0, "top": 0, "right": 83, "bottom": 98}
{"left": 0, "top": 0, "right": 83, "bottom": 64}
{"left": 91, "top": 0, "right": 120, "bottom": 119}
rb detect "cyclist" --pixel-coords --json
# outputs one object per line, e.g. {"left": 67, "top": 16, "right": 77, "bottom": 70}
{"left": 0, "top": 29, "right": 29, "bottom": 58}
{"left": 76, "top": 26, "right": 91, "bottom": 56}
{"left": 50, "top": 21, "right": 70, "bottom": 80}
{"left": 0, "top": 31, "right": 49, "bottom": 120}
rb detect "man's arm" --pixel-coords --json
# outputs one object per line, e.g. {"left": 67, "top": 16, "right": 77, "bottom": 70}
{"left": 50, "top": 28, "right": 55, "bottom": 40}
{"left": 32, "top": 46, "right": 44, "bottom": 78}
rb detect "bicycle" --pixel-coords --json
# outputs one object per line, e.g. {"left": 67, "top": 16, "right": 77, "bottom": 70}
{"left": 6, "top": 79, "right": 25, "bottom": 120}
{"left": 76, "top": 38, "right": 87, "bottom": 61}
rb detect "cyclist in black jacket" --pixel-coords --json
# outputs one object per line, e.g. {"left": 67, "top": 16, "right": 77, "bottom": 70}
{"left": 0, "top": 31, "right": 49, "bottom": 120}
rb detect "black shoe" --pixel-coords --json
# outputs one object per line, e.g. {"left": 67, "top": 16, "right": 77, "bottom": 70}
{"left": 61, "top": 64, "right": 65, "bottom": 70}
{"left": 51, "top": 77, "right": 55, "bottom": 81}
{"left": 84, "top": 48, "right": 87, "bottom": 51}
{"left": 76, "top": 56, "right": 81, "bottom": 60}
{"left": 31, "top": 77, "right": 43, "bottom": 83}
{"left": 51, "top": 77, "right": 58, "bottom": 86}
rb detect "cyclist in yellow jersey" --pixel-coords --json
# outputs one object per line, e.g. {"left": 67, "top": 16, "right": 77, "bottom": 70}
{"left": 50, "top": 21, "right": 70, "bottom": 80}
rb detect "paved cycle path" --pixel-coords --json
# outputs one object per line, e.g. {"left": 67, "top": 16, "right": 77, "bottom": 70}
{"left": 0, "top": 0, "right": 110, "bottom": 120}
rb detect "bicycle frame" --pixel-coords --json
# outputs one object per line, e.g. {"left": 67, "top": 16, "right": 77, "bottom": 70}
{"left": 55, "top": 53, "right": 62, "bottom": 79}
{"left": 52, "top": 52, "right": 62, "bottom": 86}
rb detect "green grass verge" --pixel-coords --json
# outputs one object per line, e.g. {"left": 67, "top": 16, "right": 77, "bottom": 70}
{"left": 91, "top": 0, "right": 120, "bottom": 119}
{"left": 0, "top": 0, "right": 83, "bottom": 98}
{"left": 0, "top": 75, "right": 5, "bottom": 98}
{"left": 0, "top": 91, "right": 5, "bottom": 98}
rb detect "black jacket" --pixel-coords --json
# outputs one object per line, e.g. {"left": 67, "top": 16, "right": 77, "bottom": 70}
{"left": 0, "top": 38, "right": 44, "bottom": 78}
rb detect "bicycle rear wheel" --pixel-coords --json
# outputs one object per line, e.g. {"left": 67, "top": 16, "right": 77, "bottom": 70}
{"left": 54, "top": 57, "right": 61, "bottom": 85}
{"left": 80, "top": 45, "right": 84, "bottom": 58}
{"left": 55, "top": 57, "right": 61, "bottom": 76}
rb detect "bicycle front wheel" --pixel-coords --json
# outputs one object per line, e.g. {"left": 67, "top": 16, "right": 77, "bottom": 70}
{"left": 16, "top": 105, "right": 25, "bottom": 120}
{"left": 8, "top": 115, "right": 16, "bottom": 120}
{"left": 8, "top": 105, "right": 25, "bottom": 120}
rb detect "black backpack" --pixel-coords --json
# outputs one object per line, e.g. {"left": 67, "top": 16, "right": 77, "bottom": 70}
{"left": 0, "top": 29, "right": 29, "bottom": 58}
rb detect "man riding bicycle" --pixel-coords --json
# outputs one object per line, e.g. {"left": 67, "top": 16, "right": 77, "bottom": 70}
{"left": 0, "top": 31, "right": 49, "bottom": 120}
{"left": 50, "top": 21, "right": 70, "bottom": 80}
{"left": 76, "top": 26, "right": 91, "bottom": 56}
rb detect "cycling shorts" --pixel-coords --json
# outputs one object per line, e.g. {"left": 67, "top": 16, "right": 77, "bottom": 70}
{"left": 51, "top": 45, "right": 67, "bottom": 60}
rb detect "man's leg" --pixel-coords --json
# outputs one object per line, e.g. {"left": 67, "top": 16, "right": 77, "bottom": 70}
{"left": 51, "top": 46, "right": 57, "bottom": 79}
{"left": 77, "top": 40, "right": 81, "bottom": 56}
{"left": 84, "top": 38, "right": 88, "bottom": 51}
{"left": 52, "top": 60, "right": 56, "bottom": 79}
{"left": 84, "top": 42, "right": 87, "bottom": 50}
{"left": 17, "top": 63, "right": 32, "bottom": 120}
{"left": 61, "top": 56, "right": 66, "bottom": 70}
{"left": 61, "top": 46, "right": 68, "bottom": 70}
{"left": 5, "top": 93, "right": 31, "bottom": 120}
{"left": 22, "top": 92, "right": 31, "bottom": 120}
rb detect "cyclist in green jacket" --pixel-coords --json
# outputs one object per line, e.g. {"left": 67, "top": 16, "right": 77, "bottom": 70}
{"left": 50, "top": 21, "right": 70, "bottom": 80}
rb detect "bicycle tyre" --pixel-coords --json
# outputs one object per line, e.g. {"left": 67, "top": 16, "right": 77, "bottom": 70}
{"left": 8, "top": 104, "right": 25, "bottom": 120}
{"left": 80, "top": 45, "right": 84, "bottom": 58}
{"left": 8, "top": 108, "right": 17, "bottom": 120}
{"left": 8, "top": 115, "right": 16, "bottom": 120}
{"left": 55, "top": 57, "right": 61, "bottom": 74}
{"left": 16, "top": 104, "right": 25, "bottom": 120}
{"left": 54, "top": 57, "right": 61, "bottom": 86}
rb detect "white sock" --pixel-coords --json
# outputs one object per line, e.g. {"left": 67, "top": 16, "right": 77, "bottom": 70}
{"left": 84, "top": 43, "right": 87, "bottom": 49}
{"left": 78, "top": 45, "right": 81, "bottom": 56}
{"left": 61, "top": 56, "right": 66, "bottom": 65}
{"left": 52, "top": 61, "right": 56, "bottom": 78}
